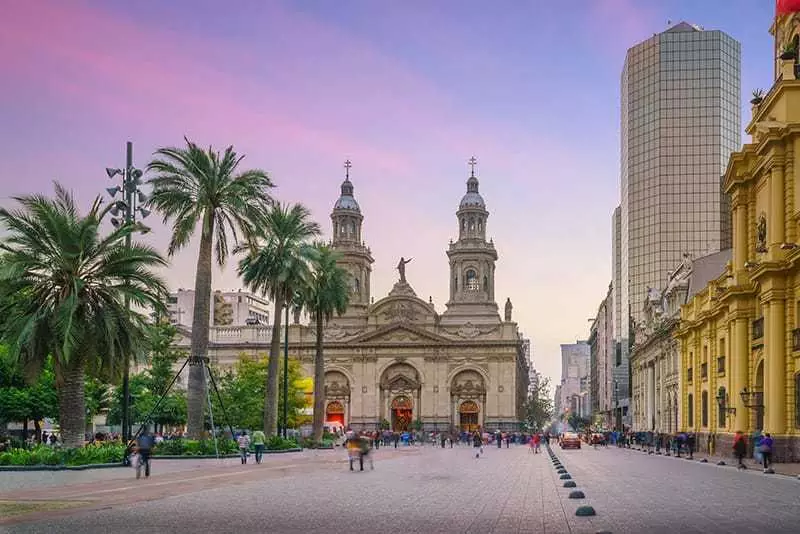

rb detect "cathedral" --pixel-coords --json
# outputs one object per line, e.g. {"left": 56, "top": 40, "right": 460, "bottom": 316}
{"left": 288, "top": 160, "right": 530, "bottom": 433}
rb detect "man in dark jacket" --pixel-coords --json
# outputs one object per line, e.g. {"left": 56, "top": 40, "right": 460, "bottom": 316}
{"left": 135, "top": 428, "right": 155, "bottom": 479}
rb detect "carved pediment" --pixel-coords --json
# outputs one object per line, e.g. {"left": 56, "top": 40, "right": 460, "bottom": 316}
{"left": 371, "top": 294, "right": 434, "bottom": 325}
{"left": 352, "top": 324, "right": 449, "bottom": 345}
{"left": 444, "top": 322, "right": 500, "bottom": 339}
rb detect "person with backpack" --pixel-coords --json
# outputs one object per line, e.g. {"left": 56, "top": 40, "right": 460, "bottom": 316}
{"left": 135, "top": 428, "right": 155, "bottom": 479}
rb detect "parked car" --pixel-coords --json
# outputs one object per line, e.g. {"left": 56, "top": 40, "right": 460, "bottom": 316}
{"left": 560, "top": 432, "right": 581, "bottom": 449}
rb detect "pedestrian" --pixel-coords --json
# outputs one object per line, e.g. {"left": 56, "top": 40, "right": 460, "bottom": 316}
{"left": 533, "top": 433, "right": 541, "bottom": 454}
{"left": 237, "top": 431, "right": 251, "bottom": 465}
{"left": 135, "top": 428, "right": 155, "bottom": 479}
{"left": 733, "top": 430, "right": 747, "bottom": 469}
{"left": 252, "top": 429, "right": 266, "bottom": 464}
{"left": 473, "top": 430, "right": 483, "bottom": 458}
{"left": 759, "top": 432, "right": 774, "bottom": 471}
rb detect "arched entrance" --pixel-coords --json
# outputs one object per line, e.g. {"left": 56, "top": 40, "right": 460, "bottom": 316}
{"left": 391, "top": 396, "right": 413, "bottom": 431}
{"left": 755, "top": 360, "right": 764, "bottom": 431}
{"left": 459, "top": 400, "right": 480, "bottom": 432}
{"left": 325, "top": 400, "right": 345, "bottom": 426}
{"left": 450, "top": 369, "right": 486, "bottom": 431}
{"left": 379, "top": 362, "right": 422, "bottom": 431}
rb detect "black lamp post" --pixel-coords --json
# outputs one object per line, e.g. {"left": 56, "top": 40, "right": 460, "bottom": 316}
{"left": 106, "top": 141, "right": 150, "bottom": 445}
{"left": 282, "top": 301, "right": 289, "bottom": 439}
{"left": 716, "top": 390, "right": 736, "bottom": 415}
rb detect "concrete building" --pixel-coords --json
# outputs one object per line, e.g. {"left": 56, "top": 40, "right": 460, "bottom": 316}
{"left": 559, "top": 341, "right": 591, "bottom": 421}
{"left": 630, "top": 250, "right": 729, "bottom": 434}
{"left": 589, "top": 283, "right": 615, "bottom": 428}
{"left": 616, "top": 21, "right": 741, "bottom": 430}
{"left": 676, "top": 6, "right": 800, "bottom": 461}
{"left": 173, "top": 161, "right": 529, "bottom": 432}
{"left": 167, "top": 289, "right": 270, "bottom": 327}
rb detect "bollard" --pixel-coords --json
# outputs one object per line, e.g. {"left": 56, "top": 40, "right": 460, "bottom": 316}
{"left": 560, "top": 474, "right": 572, "bottom": 480}
{"left": 563, "top": 481, "right": 577, "bottom": 488}
{"left": 568, "top": 490, "right": 586, "bottom": 499}
{"left": 575, "top": 506, "right": 596, "bottom": 516}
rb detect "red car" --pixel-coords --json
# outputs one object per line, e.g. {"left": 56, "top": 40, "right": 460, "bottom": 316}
{"left": 560, "top": 432, "right": 581, "bottom": 449}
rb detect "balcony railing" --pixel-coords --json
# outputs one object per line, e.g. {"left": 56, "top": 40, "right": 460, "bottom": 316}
{"left": 793, "top": 328, "right": 800, "bottom": 352}
{"left": 752, "top": 318, "right": 764, "bottom": 341}
{"left": 701, "top": 363, "right": 708, "bottom": 380}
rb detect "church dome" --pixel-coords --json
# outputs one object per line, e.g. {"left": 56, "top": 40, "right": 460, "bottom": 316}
{"left": 334, "top": 178, "right": 360, "bottom": 212}
{"left": 459, "top": 176, "right": 485, "bottom": 209}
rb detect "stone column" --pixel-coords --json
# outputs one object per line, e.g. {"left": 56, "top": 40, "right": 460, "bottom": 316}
{"left": 732, "top": 317, "right": 749, "bottom": 432}
{"left": 734, "top": 204, "right": 748, "bottom": 270}
{"left": 766, "top": 299, "right": 786, "bottom": 434}
{"left": 770, "top": 163, "right": 786, "bottom": 249}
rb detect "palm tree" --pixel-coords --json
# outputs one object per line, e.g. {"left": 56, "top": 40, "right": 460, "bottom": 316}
{"left": 304, "top": 244, "right": 350, "bottom": 441}
{"left": 237, "top": 203, "right": 320, "bottom": 436}
{"left": 147, "top": 138, "right": 273, "bottom": 437}
{"left": 0, "top": 183, "right": 168, "bottom": 448}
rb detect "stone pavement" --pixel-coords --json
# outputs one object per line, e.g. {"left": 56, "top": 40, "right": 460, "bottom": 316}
{"left": 2, "top": 443, "right": 798, "bottom": 533}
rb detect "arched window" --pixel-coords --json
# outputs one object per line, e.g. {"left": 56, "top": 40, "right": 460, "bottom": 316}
{"left": 461, "top": 218, "right": 466, "bottom": 231}
{"left": 350, "top": 221, "right": 356, "bottom": 235}
{"left": 701, "top": 391, "right": 708, "bottom": 427}
{"left": 717, "top": 387, "right": 727, "bottom": 428}
{"left": 468, "top": 218, "right": 475, "bottom": 231}
{"left": 353, "top": 277, "right": 360, "bottom": 294}
{"left": 687, "top": 393, "right": 694, "bottom": 427}
{"left": 465, "top": 270, "right": 479, "bottom": 291}
{"left": 477, "top": 218, "right": 483, "bottom": 231}
{"left": 483, "top": 275, "right": 488, "bottom": 291}
{"left": 453, "top": 274, "right": 458, "bottom": 291}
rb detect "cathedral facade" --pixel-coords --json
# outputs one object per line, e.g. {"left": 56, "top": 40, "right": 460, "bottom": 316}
{"left": 288, "top": 162, "right": 529, "bottom": 432}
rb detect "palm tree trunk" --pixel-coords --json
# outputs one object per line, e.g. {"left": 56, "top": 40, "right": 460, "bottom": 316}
{"left": 312, "top": 312, "right": 325, "bottom": 441}
{"left": 186, "top": 217, "right": 215, "bottom": 438}
{"left": 265, "top": 298, "right": 283, "bottom": 436}
{"left": 59, "top": 355, "right": 86, "bottom": 448}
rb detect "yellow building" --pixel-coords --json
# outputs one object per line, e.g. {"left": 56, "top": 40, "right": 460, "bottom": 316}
{"left": 676, "top": 9, "right": 800, "bottom": 461}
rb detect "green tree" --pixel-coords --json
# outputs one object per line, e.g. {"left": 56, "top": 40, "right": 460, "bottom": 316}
{"left": 147, "top": 139, "right": 273, "bottom": 437}
{"left": 107, "top": 322, "right": 188, "bottom": 433}
{"left": 0, "top": 348, "right": 58, "bottom": 441}
{"left": 524, "top": 376, "right": 554, "bottom": 432}
{"left": 302, "top": 244, "right": 350, "bottom": 441}
{"left": 236, "top": 203, "right": 320, "bottom": 436}
{"left": 212, "top": 354, "right": 309, "bottom": 431}
{"left": 0, "top": 184, "right": 168, "bottom": 447}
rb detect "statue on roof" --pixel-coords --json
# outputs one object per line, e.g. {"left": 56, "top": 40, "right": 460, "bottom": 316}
{"left": 397, "top": 257, "right": 413, "bottom": 283}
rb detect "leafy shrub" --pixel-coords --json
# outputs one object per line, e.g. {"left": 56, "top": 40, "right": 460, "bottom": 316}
{"left": 265, "top": 436, "right": 298, "bottom": 450}
{"left": 0, "top": 443, "right": 125, "bottom": 466}
{"left": 152, "top": 438, "right": 237, "bottom": 456}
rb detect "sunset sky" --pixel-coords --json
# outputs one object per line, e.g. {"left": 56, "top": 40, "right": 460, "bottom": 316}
{"left": 0, "top": 1, "right": 777, "bottom": 387}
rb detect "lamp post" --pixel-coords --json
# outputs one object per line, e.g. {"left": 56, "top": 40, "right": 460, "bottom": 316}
{"left": 614, "top": 380, "right": 620, "bottom": 431}
{"left": 106, "top": 141, "right": 150, "bottom": 445}
{"left": 282, "top": 301, "right": 290, "bottom": 439}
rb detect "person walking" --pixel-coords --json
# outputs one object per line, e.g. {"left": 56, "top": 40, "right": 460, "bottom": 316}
{"left": 251, "top": 429, "right": 266, "bottom": 464}
{"left": 135, "top": 428, "right": 155, "bottom": 479}
{"left": 733, "top": 430, "right": 747, "bottom": 469}
{"left": 759, "top": 432, "right": 774, "bottom": 471}
{"left": 237, "top": 431, "right": 251, "bottom": 465}
{"left": 472, "top": 430, "right": 484, "bottom": 458}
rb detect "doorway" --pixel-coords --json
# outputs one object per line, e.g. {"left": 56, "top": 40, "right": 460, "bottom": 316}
{"left": 755, "top": 360, "right": 764, "bottom": 431}
{"left": 459, "top": 400, "right": 480, "bottom": 432}
{"left": 325, "top": 400, "right": 345, "bottom": 426}
{"left": 391, "top": 396, "right": 413, "bottom": 431}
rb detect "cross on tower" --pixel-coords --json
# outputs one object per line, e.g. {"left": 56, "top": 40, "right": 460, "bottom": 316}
{"left": 344, "top": 159, "right": 352, "bottom": 179}
{"left": 468, "top": 156, "right": 478, "bottom": 177}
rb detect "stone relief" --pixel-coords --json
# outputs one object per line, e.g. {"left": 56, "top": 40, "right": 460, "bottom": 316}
{"left": 445, "top": 322, "right": 499, "bottom": 339}
{"left": 325, "top": 371, "right": 351, "bottom": 398}
{"left": 451, "top": 369, "right": 486, "bottom": 398}
{"left": 382, "top": 302, "right": 420, "bottom": 322}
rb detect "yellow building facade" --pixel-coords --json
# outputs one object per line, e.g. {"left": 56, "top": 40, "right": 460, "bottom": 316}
{"left": 676, "top": 10, "right": 800, "bottom": 461}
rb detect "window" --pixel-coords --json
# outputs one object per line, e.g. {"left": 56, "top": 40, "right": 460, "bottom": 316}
{"left": 701, "top": 362, "right": 708, "bottom": 379}
{"left": 687, "top": 367, "right": 693, "bottom": 383}
{"left": 167, "top": 296, "right": 178, "bottom": 304}
{"left": 465, "top": 270, "right": 479, "bottom": 291}
{"left": 796, "top": 374, "right": 800, "bottom": 429}
{"left": 718, "top": 387, "right": 727, "bottom": 428}
{"left": 701, "top": 391, "right": 708, "bottom": 427}
{"left": 688, "top": 394, "right": 694, "bottom": 427}
{"left": 717, "top": 356, "right": 725, "bottom": 374}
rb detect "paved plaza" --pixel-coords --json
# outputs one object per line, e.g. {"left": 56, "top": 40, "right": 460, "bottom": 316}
{"left": 1, "top": 444, "right": 798, "bottom": 534}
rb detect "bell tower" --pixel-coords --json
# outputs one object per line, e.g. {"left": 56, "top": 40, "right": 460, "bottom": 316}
{"left": 442, "top": 157, "right": 500, "bottom": 324}
{"left": 331, "top": 159, "right": 373, "bottom": 315}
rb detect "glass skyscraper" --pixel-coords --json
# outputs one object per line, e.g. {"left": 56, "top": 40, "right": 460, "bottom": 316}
{"left": 615, "top": 22, "right": 741, "bottom": 423}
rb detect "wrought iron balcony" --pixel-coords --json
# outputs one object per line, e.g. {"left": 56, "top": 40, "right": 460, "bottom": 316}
{"left": 752, "top": 317, "right": 764, "bottom": 341}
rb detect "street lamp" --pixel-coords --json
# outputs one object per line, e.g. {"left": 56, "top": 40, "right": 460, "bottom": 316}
{"left": 715, "top": 389, "right": 736, "bottom": 415}
{"left": 106, "top": 141, "right": 151, "bottom": 447}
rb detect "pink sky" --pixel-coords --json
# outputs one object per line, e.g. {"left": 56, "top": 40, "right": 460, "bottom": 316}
{"left": 0, "top": 0, "right": 776, "bottom": 387}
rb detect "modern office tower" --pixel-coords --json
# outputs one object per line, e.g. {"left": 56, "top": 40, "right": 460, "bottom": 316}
{"left": 616, "top": 22, "right": 741, "bottom": 426}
